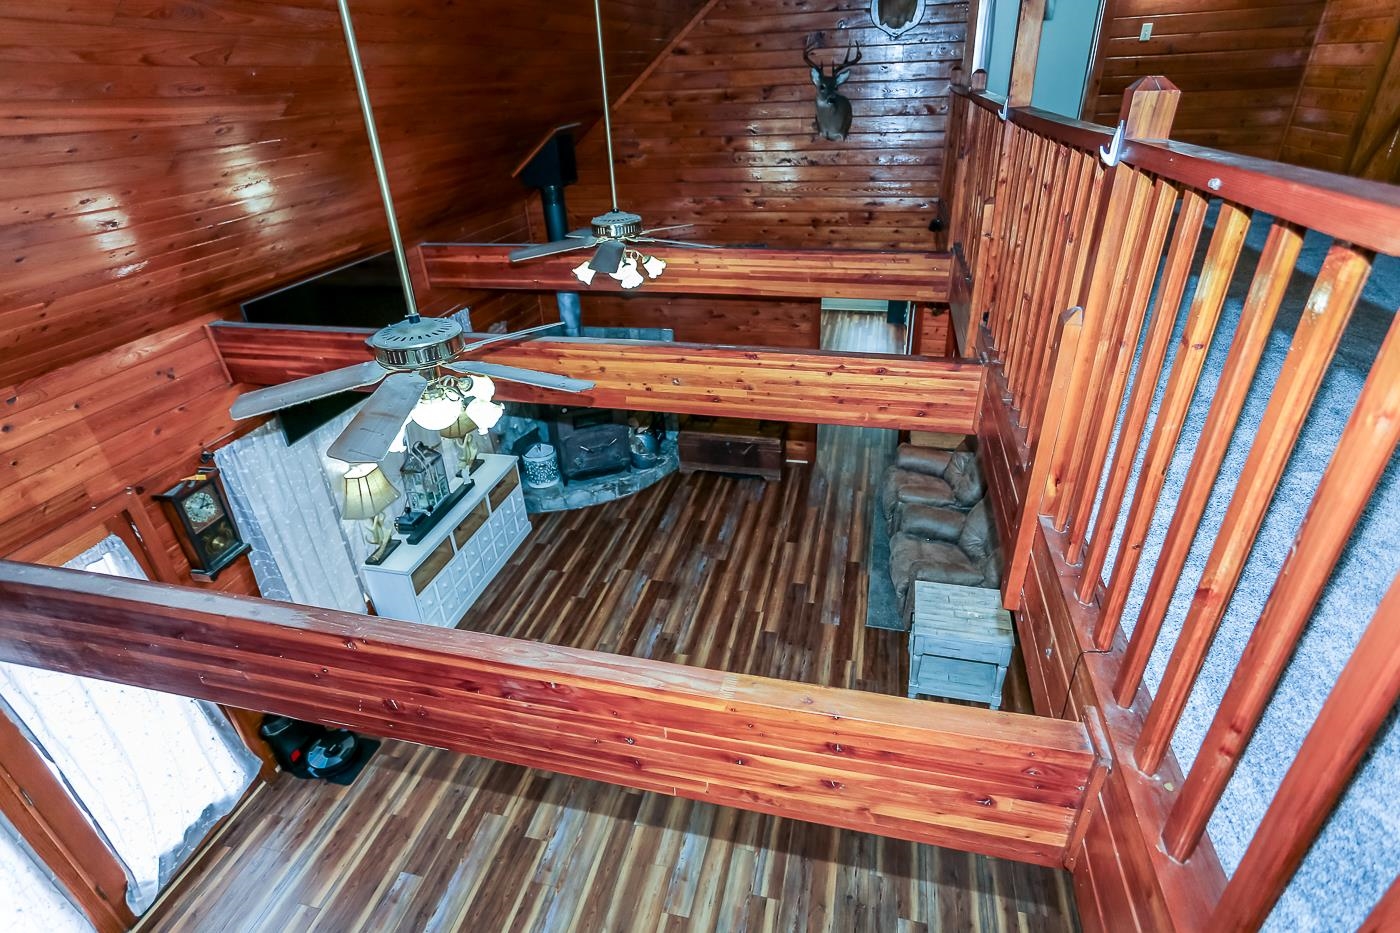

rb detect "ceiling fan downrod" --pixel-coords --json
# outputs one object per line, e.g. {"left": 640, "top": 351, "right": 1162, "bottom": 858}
{"left": 336, "top": 0, "right": 420, "bottom": 321}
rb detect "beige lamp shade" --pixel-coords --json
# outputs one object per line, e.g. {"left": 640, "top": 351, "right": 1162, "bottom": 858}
{"left": 438, "top": 409, "right": 478, "bottom": 439}
{"left": 338, "top": 463, "right": 399, "bottom": 521}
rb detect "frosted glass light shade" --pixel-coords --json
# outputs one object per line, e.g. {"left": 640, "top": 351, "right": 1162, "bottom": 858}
{"left": 572, "top": 261, "right": 596, "bottom": 285}
{"left": 410, "top": 388, "right": 462, "bottom": 431}
{"left": 642, "top": 255, "right": 666, "bottom": 278}
{"left": 468, "top": 374, "right": 495, "bottom": 403}
{"left": 338, "top": 463, "right": 399, "bottom": 520}
{"left": 465, "top": 397, "right": 504, "bottom": 434}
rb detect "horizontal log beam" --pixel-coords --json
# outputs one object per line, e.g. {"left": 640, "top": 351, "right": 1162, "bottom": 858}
{"left": 0, "top": 561, "right": 1095, "bottom": 867}
{"left": 209, "top": 323, "right": 984, "bottom": 434}
{"left": 420, "top": 244, "right": 953, "bottom": 302}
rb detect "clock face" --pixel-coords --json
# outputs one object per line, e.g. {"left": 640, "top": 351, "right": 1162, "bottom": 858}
{"left": 182, "top": 489, "right": 221, "bottom": 528}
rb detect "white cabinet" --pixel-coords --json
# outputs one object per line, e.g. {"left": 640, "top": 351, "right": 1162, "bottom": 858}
{"left": 362, "top": 454, "right": 529, "bottom": 627}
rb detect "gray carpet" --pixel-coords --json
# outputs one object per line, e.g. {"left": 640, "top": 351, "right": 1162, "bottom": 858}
{"left": 1092, "top": 206, "right": 1399, "bottom": 931}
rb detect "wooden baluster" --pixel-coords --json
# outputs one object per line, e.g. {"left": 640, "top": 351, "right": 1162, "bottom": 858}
{"left": 1002, "top": 308, "right": 1085, "bottom": 606}
{"left": 1208, "top": 571, "right": 1400, "bottom": 931}
{"left": 1078, "top": 191, "right": 1209, "bottom": 615}
{"left": 993, "top": 129, "right": 1034, "bottom": 355}
{"left": 1006, "top": 0, "right": 1046, "bottom": 108}
{"left": 1136, "top": 243, "right": 1371, "bottom": 774}
{"left": 1044, "top": 77, "right": 1180, "bottom": 527}
{"left": 1006, "top": 136, "right": 1057, "bottom": 396}
{"left": 1028, "top": 155, "right": 1102, "bottom": 446}
{"left": 1064, "top": 178, "right": 1178, "bottom": 564}
{"left": 1163, "top": 293, "right": 1400, "bottom": 860}
{"left": 1016, "top": 145, "right": 1080, "bottom": 418}
{"left": 1361, "top": 875, "right": 1400, "bottom": 932}
{"left": 975, "top": 119, "right": 1019, "bottom": 354}
{"left": 1010, "top": 143, "right": 1071, "bottom": 414}
{"left": 1096, "top": 204, "right": 1250, "bottom": 639}
{"left": 1111, "top": 221, "right": 1304, "bottom": 689}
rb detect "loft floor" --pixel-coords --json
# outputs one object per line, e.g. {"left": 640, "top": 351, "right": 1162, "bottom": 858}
{"left": 140, "top": 314, "right": 1077, "bottom": 932}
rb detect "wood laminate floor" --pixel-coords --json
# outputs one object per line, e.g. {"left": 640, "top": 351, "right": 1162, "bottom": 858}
{"left": 139, "top": 314, "right": 1078, "bottom": 933}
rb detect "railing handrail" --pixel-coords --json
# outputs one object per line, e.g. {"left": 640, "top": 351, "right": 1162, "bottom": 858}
{"left": 952, "top": 85, "right": 1400, "bottom": 255}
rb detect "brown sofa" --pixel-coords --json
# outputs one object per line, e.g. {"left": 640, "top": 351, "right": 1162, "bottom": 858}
{"left": 881, "top": 444, "right": 1001, "bottom": 607}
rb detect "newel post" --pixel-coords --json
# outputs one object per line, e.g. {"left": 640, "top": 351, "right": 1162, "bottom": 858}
{"left": 1041, "top": 77, "right": 1180, "bottom": 534}
{"left": 1006, "top": 0, "right": 1046, "bottom": 108}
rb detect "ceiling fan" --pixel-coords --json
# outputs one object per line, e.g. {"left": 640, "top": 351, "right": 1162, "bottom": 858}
{"left": 506, "top": 0, "right": 717, "bottom": 284}
{"left": 228, "top": 0, "right": 594, "bottom": 464}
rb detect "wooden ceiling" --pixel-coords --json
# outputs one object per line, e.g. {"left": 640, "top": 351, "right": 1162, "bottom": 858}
{"left": 0, "top": 0, "right": 706, "bottom": 387}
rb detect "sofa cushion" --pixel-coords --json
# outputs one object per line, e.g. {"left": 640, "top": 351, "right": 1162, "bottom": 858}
{"left": 946, "top": 452, "right": 986, "bottom": 506}
{"left": 881, "top": 468, "right": 958, "bottom": 520}
{"left": 958, "top": 500, "right": 995, "bottom": 561}
{"left": 895, "top": 504, "right": 965, "bottom": 541}
{"left": 890, "top": 532, "right": 983, "bottom": 599}
{"left": 894, "top": 444, "right": 954, "bottom": 478}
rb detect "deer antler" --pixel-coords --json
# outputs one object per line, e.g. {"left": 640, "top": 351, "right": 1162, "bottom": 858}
{"left": 833, "top": 41, "right": 862, "bottom": 76}
{"left": 802, "top": 38, "right": 823, "bottom": 72}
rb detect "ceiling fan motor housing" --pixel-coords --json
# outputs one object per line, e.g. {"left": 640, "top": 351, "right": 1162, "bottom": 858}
{"left": 367, "top": 316, "right": 465, "bottom": 370}
{"left": 591, "top": 210, "right": 643, "bottom": 239}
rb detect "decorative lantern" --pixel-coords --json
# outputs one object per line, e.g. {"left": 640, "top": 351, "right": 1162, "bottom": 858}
{"left": 398, "top": 441, "right": 451, "bottom": 519}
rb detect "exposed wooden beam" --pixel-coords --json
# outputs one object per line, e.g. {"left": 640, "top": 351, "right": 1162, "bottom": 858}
{"left": 208, "top": 323, "right": 985, "bottom": 434}
{"left": 419, "top": 244, "right": 953, "bottom": 303}
{"left": 0, "top": 560, "right": 1098, "bottom": 868}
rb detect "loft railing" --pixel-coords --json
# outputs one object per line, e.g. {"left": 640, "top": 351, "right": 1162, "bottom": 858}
{"left": 946, "top": 70, "right": 1400, "bottom": 930}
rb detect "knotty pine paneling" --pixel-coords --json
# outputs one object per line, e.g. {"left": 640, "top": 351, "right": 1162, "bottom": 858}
{"left": 1279, "top": 0, "right": 1400, "bottom": 175}
{"left": 581, "top": 294, "right": 821, "bottom": 348}
{"left": 1084, "top": 0, "right": 1328, "bottom": 159}
{"left": 0, "top": 0, "right": 705, "bottom": 386}
{"left": 565, "top": 0, "right": 967, "bottom": 251}
{"left": 0, "top": 316, "right": 258, "bottom": 595}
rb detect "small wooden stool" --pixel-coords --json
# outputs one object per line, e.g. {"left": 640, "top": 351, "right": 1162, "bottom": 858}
{"left": 907, "top": 580, "right": 1014, "bottom": 709}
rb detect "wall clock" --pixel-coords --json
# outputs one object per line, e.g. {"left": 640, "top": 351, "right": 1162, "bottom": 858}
{"left": 154, "top": 474, "right": 250, "bottom": 582}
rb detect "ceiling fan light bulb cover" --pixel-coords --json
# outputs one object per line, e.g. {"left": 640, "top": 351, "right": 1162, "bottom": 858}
{"left": 411, "top": 391, "right": 464, "bottom": 431}
{"left": 465, "top": 397, "right": 504, "bottom": 434}
{"left": 642, "top": 255, "right": 666, "bottom": 278}
{"left": 468, "top": 374, "right": 496, "bottom": 403}
{"left": 572, "top": 261, "right": 596, "bottom": 285}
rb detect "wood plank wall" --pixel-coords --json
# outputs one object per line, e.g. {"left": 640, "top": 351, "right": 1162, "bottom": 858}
{"left": 1083, "top": 0, "right": 1327, "bottom": 159}
{"left": 566, "top": 0, "right": 966, "bottom": 251}
{"left": 0, "top": 0, "right": 704, "bottom": 387}
{"left": 0, "top": 317, "right": 259, "bottom": 594}
{"left": 1278, "top": 0, "right": 1400, "bottom": 177}
{"left": 580, "top": 295, "right": 821, "bottom": 348}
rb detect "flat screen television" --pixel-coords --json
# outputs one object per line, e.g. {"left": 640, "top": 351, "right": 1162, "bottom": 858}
{"left": 240, "top": 252, "right": 409, "bottom": 445}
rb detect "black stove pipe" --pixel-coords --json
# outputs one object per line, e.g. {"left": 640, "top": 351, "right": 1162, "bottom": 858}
{"left": 540, "top": 185, "right": 582, "bottom": 336}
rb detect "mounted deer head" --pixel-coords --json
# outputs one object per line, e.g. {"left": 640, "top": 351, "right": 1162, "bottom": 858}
{"left": 803, "top": 39, "right": 862, "bottom": 142}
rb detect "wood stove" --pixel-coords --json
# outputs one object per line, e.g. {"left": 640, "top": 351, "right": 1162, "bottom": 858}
{"left": 549, "top": 408, "right": 631, "bottom": 482}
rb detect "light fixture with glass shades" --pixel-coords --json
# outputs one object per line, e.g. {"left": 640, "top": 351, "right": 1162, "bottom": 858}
{"left": 571, "top": 248, "right": 666, "bottom": 289}
{"left": 406, "top": 373, "right": 504, "bottom": 435}
{"left": 337, "top": 462, "right": 401, "bottom": 565}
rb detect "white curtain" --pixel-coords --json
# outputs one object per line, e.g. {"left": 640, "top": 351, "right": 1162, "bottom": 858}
{"left": 215, "top": 407, "right": 403, "bottom": 612}
{"left": 0, "top": 535, "right": 260, "bottom": 914}
{"left": 0, "top": 813, "right": 92, "bottom": 932}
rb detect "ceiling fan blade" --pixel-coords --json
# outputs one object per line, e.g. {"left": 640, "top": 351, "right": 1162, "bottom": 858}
{"left": 636, "top": 224, "right": 694, "bottom": 237}
{"left": 326, "top": 372, "right": 428, "bottom": 464}
{"left": 443, "top": 360, "right": 594, "bottom": 394}
{"left": 591, "top": 238, "right": 626, "bottom": 274}
{"left": 457, "top": 321, "right": 564, "bottom": 355}
{"left": 509, "top": 238, "right": 596, "bottom": 262}
{"left": 229, "top": 360, "right": 387, "bottom": 420}
{"left": 565, "top": 228, "right": 595, "bottom": 239}
{"left": 632, "top": 237, "right": 721, "bottom": 249}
